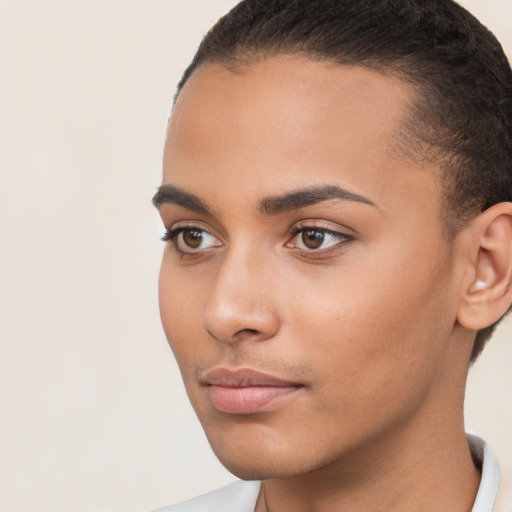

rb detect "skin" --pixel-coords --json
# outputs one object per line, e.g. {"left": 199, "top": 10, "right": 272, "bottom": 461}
{"left": 155, "top": 57, "right": 512, "bottom": 511}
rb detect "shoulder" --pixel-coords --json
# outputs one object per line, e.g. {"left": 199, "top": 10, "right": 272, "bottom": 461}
{"left": 151, "top": 480, "right": 261, "bottom": 512}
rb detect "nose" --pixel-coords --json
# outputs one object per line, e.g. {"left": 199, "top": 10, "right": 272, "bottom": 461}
{"left": 202, "top": 247, "right": 280, "bottom": 344}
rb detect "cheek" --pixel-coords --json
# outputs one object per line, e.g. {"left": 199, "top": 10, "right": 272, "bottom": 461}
{"left": 158, "top": 254, "right": 207, "bottom": 366}
{"left": 286, "top": 243, "right": 456, "bottom": 422}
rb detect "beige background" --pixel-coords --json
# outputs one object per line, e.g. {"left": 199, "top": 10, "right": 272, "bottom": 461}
{"left": 0, "top": 1, "right": 510, "bottom": 511}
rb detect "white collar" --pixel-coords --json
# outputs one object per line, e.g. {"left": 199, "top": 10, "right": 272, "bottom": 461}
{"left": 468, "top": 433, "right": 501, "bottom": 512}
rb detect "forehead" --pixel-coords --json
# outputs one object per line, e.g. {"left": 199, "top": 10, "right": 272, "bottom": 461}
{"left": 164, "top": 57, "right": 442, "bottom": 220}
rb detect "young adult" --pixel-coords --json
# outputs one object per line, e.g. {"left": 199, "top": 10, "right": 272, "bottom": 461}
{"left": 152, "top": 1, "right": 512, "bottom": 510}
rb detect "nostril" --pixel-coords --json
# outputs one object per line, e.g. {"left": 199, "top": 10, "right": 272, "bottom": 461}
{"left": 233, "top": 328, "right": 261, "bottom": 339}
{"left": 205, "top": 327, "right": 261, "bottom": 340}
{"left": 231, "top": 327, "right": 272, "bottom": 344}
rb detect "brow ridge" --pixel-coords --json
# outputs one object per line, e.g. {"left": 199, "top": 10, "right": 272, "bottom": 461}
{"left": 152, "top": 185, "right": 211, "bottom": 215}
{"left": 153, "top": 184, "right": 375, "bottom": 216}
{"left": 259, "top": 185, "right": 375, "bottom": 215}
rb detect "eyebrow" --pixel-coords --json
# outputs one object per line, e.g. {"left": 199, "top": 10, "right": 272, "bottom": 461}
{"left": 258, "top": 185, "right": 376, "bottom": 215}
{"left": 152, "top": 184, "right": 376, "bottom": 216}
{"left": 152, "top": 185, "right": 212, "bottom": 215}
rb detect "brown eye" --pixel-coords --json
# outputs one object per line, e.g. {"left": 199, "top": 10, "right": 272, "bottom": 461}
{"left": 302, "top": 229, "right": 325, "bottom": 249}
{"left": 167, "top": 227, "right": 222, "bottom": 254}
{"left": 182, "top": 229, "right": 204, "bottom": 249}
{"left": 287, "top": 226, "right": 351, "bottom": 252}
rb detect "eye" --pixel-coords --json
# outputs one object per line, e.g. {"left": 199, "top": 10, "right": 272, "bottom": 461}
{"left": 287, "top": 227, "right": 351, "bottom": 251}
{"left": 163, "top": 227, "right": 222, "bottom": 254}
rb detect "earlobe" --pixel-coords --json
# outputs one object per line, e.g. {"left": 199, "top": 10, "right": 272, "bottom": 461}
{"left": 457, "top": 202, "right": 512, "bottom": 331}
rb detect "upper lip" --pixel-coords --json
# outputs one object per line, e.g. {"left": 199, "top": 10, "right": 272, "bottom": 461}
{"left": 202, "top": 368, "right": 301, "bottom": 388}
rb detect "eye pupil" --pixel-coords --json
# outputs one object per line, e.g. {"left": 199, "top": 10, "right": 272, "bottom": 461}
{"left": 183, "top": 229, "right": 204, "bottom": 248}
{"left": 302, "top": 229, "right": 325, "bottom": 249}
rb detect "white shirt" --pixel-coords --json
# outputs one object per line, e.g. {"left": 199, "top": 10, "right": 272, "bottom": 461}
{"left": 153, "top": 435, "right": 510, "bottom": 512}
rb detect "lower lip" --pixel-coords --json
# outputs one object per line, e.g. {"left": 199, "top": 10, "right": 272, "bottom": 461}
{"left": 208, "top": 385, "right": 300, "bottom": 414}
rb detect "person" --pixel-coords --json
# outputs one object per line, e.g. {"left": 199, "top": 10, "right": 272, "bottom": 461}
{"left": 151, "top": 0, "right": 512, "bottom": 510}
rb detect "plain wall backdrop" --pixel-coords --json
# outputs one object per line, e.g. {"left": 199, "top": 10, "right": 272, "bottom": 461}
{"left": 0, "top": 1, "right": 511, "bottom": 511}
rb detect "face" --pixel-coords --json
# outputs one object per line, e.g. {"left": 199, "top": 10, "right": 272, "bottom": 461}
{"left": 156, "top": 58, "right": 465, "bottom": 480}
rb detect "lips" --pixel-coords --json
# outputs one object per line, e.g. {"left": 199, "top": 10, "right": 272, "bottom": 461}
{"left": 203, "top": 368, "right": 303, "bottom": 415}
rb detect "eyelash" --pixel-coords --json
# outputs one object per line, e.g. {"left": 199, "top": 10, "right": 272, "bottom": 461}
{"left": 162, "top": 227, "right": 220, "bottom": 258}
{"left": 162, "top": 224, "right": 353, "bottom": 257}
{"left": 287, "top": 225, "right": 353, "bottom": 256}
{"left": 161, "top": 229, "right": 180, "bottom": 243}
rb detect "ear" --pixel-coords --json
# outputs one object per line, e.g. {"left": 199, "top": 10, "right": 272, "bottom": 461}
{"left": 457, "top": 202, "right": 512, "bottom": 331}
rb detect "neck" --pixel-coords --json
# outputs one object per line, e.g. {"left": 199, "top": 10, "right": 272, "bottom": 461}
{"left": 256, "top": 410, "right": 480, "bottom": 512}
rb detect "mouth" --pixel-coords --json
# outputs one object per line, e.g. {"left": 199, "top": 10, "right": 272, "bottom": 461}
{"left": 202, "top": 368, "right": 304, "bottom": 415}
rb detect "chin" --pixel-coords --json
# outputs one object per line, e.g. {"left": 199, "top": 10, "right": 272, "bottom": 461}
{"left": 216, "top": 453, "right": 302, "bottom": 481}
{"left": 206, "top": 430, "right": 327, "bottom": 481}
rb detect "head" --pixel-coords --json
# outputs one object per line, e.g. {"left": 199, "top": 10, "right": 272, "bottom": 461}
{"left": 154, "top": 0, "right": 512, "bottom": 480}
{"left": 174, "top": 0, "right": 512, "bottom": 360}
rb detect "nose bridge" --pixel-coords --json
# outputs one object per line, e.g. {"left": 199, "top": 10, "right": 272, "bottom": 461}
{"left": 202, "top": 240, "right": 279, "bottom": 343}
